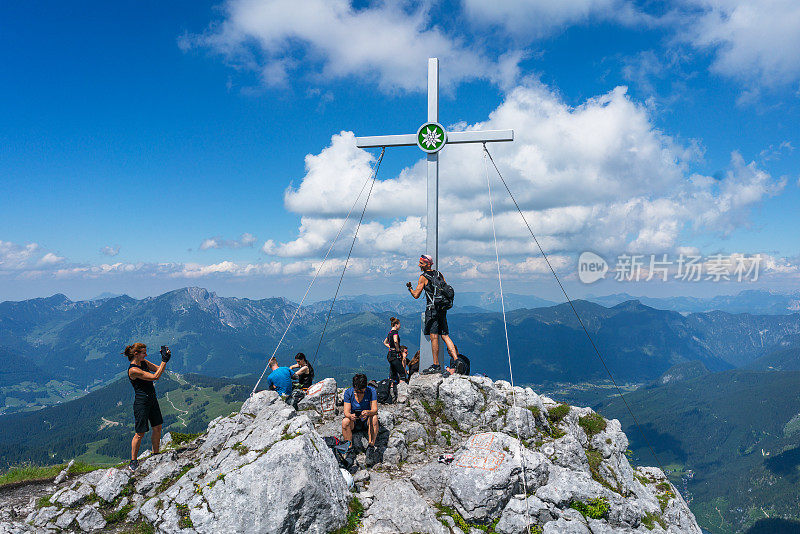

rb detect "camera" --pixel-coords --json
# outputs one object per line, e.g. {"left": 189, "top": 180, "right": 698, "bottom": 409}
{"left": 160, "top": 345, "right": 171, "bottom": 363}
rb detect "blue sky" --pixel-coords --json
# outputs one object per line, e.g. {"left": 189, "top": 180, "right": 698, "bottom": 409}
{"left": 1, "top": 0, "right": 799, "bottom": 302}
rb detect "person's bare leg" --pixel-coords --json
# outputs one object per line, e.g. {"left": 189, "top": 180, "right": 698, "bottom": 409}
{"left": 151, "top": 425, "right": 162, "bottom": 454}
{"left": 441, "top": 334, "right": 458, "bottom": 360}
{"left": 430, "top": 334, "right": 440, "bottom": 366}
{"left": 131, "top": 433, "right": 144, "bottom": 461}
{"left": 342, "top": 418, "right": 354, "bottom": 442}
{"left": 368, "top": 415, "right": 379, "bottom": 446}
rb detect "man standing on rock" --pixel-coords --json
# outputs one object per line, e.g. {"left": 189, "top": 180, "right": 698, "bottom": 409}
{"left": 406, "top": 253, "right": 458, "bottom": 374}
{"left": 342, "top": 374, "right": 379, "bottom": 467}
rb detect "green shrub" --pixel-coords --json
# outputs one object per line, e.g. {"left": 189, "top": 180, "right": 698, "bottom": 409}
{"left": 105, "top": 503, "right": 134, "bottom": 524}
{"left": 642, "top": 511, "right": 667, "bottom": 530}
{"left": 578, "top": 413, "right": 607, "bottom": 438}
{"left": 570, "top": 497, "right": 610, "bottom": 519}
{"left": 176, "top": 503, "right": 193, "bottom": 529}
{"left": 331, "top": 497, "right": 364, "bottom": 534}
{"left": 547, "top": 404, "right": 570, "bottom": 425}
{"left": 527, "top": 406, "right": 541, "bottom": 418}
{"left": 170, "top": 432, "right": 202, "bottom": 446}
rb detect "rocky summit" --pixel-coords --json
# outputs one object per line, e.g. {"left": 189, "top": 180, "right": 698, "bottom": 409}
{"left": 3, "top": 373, "right": 701, "bottom": 533}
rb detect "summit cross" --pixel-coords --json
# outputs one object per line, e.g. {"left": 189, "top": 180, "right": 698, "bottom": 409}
{"left": 355, "top": 58, "right": 513, "bottom": 369}
{"left": 355, "top": 57, "right": 514, "bottom": 270}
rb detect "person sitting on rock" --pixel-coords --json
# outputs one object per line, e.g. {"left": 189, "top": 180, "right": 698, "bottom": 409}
{"left": 406, "top": 350, "right": 420, "bottom": 382}
{"left": 342, "top": 373, "right": 379, "bottom": 466}
{"left": 265, "top": 356, "right": 294, "bottom": 397}
{"left": 383, "top": 317, "right": 406, "bottom": 386}
{"left": 289, "top": 352, "right": 314, "bottom": 391}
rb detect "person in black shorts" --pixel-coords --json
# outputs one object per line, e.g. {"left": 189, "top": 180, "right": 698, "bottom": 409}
{"left": 406, "top": 254, "right": 458, "bottom": 374}
{"left": 383, "top": 317, "right": 407, "bottom": 385}
{"left": 124, "top": 342, "right": 170, "bottom": 472}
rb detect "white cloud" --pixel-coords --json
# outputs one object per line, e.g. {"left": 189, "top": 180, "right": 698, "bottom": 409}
{"left": 184, "top": 0, "right": 521, "bottom": 92}
{"left": 0, "top": 241, "right": 40, "bottom": 270}
{"left": 100, "top": 245, "right": 120, "bottom": 257}
{"left": 38, "top": 253, "right": 64, "bottom": 265}
{"left": 269, "top": 81, "right": 785, "bottom": 267}
{"left": 462, "top": 0, "right": 643, "bottom": 38}
{"left": 681, "top": 0, "right": 800, "bottom": 88}
{"left": 199, "top": 233, "right": 258, "bottom": 250}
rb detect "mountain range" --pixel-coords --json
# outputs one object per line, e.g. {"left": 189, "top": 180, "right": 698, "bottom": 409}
{"left": 3, "top": 287, "right": 800, "bottom": 415}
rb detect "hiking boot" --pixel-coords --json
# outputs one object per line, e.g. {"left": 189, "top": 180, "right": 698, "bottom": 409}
{"left": 128, "top": 459, "right": 139, "bottom": 473}
{"left": 422, "top": 364, "right": 441, "bottom": 375}
{"left": 365, "top": 444, "right": 377, "bottom": 468}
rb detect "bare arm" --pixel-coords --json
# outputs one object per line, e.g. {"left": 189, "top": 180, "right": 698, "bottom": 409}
{"left": 363, "top": 399, "right": 379, "bottom": 418}
{"left": 409, "top": 274, "right": 427, "bottom": 299}
{"left": 344, "top": 402, "right": 356, "bottom": 420}
{"left": 390, "top": 332, "right": 401, "bottom": 352}
{"left": 143, "top": 359, "right": 160, "bottom": 372}
{"left": 294, "top": 365, "right": 309, "bottom": 376}
{"left": 128, "top": 362, "right": 166, "bottom": 382}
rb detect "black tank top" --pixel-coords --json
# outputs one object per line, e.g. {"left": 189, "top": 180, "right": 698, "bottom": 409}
{"left": 129, "top": 362, "right": 156, "bottom": 399}
{"left": 298, "top": 365, "right": 314, "bottom": 389}
{"left": 386, "top": 330, "right": 400, "bottom": 351}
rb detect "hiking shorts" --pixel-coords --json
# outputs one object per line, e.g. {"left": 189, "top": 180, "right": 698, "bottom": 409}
{"left": 133, "top": 396, "right": 163, "bottom": 434}
{"left": 424, "top": 307, "right": 449, "bottom": 335}
{"left": 352, "top": 415, "right": 368, "bottom": 432}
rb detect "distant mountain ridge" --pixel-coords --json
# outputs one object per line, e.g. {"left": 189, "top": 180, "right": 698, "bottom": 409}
{"left": 588, "top": 289, "right": 800, "bottom": 315}
{"left": 3, "top": 287, "right": 800, "bottom": 414}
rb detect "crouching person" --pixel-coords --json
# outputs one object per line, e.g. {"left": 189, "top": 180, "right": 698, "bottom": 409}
{"left": 342, "top": 373, "right": 379, "bottom": 467}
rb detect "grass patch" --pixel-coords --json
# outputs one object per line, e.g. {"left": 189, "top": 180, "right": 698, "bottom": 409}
{"left": 440, "top": 430, "right": 452, "bottom": 447}
{"left": 232, "top": 442, "right": 250, "bottom": 455}
{"left": 155, "top": 463, "right": 194, "bottom": 494}
{"left": 527, "top": 405, "right": 541, "bottom": 418}
{"left": 120, "top": 521, "right": 155, "bottom": 534}
{"left": 578, "top": 413, "right": 607, "bottom": 439}
{"left": 529, "top": 526, "right": 543, "bottom": 534}
{"left": 170, "top": 432, "right": 202, "bottom": 446}
{"left": 331, "top": 497, "right": 365, "bottom": 534}
{"left": 570, "top": 497, "right": 610, "bottom": 520}
{"left": 634, "top": 473, "right": 651, "bottom": 486}
{"left": 586, "top": 449, "right": 622, "bottom": 494}
{"left": 434, "top": 503, "right": 500, "bottom": 532}
{"left": 421, "top": 400, "right": 463, "bottom": 433}
{"left": 208, "top": 473, "right": 225, "bottom": 489}
{"left": 642, "top": 511, "right": 667, "bottom": 530}
{"left": 546, "top": 404, "right": 570, "bottom": 425}
{"left": 36, "top": 495, "right": 56, "bottom": 509}
{"left": 176, "top": 503, "right": 193, "bottom": 529}
{"left": 105, "top": 503, "right": 134, "bottom": 524}
{"left": 657, "top": 491, "right": 675, "bottom": 513}
{"left": 0, "top": 461, "right": 102, "bottom": 488}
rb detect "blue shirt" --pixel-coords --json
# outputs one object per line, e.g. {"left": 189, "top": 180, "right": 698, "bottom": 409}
{"left": 343, "top": 386, "right": 377, "bottom": 413}
{"left": 265, "top": 367, "right": 294, "bottom": 396}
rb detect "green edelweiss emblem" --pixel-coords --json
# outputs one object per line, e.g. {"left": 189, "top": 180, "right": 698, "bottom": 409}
{"left": 416, "top": 122, "right": 447, "bottom": 153}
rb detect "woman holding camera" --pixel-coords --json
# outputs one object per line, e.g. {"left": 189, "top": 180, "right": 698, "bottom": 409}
{"left": 124, "top": 342, "right": 170, "bottom": 472}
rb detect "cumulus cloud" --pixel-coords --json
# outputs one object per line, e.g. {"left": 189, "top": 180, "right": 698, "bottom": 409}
{"left": 267, "top": 81, "right": 785, "bottom": 271}
{"left": 100, "top": 245, "right": 120, "bottom": 257}
{"left": 38, "top": 253, "right": 64, "bottom": 265}
{"left": 183, "top": 0, "right": 522, "bottom": 92}
{"left": 0, "top": 241, "right": 40, "bottom": 270}
{"left": 680, "top": 0, "right": 800, "bottom": 88}
{"left": 199, "top": 233, "right": 258, "bottom": 250}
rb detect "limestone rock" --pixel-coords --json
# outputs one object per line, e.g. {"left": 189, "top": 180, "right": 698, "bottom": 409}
{"left": 75, "top": 506, "right": 106, "bottom": 532}
{"left": 297, "top": 377, "right": 337, "bottom": 418}
{"left": 360, "top": 479, "right": 448, "bottom": 534}
{"left": 94, "top": 467, "right": 130, "bottom": 502}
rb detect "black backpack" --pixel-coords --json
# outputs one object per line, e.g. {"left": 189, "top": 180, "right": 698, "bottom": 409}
{"left": 423, "top": 271, "right": 455, "bottom": 311}
{"left": 374, "top": 378, "right": 394, "bottom": 404}
{"left": 450, "top": 354, "right": 470, "bottom": 375}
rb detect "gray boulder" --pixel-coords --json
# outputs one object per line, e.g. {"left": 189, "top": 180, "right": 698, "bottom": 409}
{"left": 75, "top": 506, "right": 106, "bottom": 532}
{"left": 297, "top": 377, "right": 337, "bottom": 418}
{"left": 360, "top": 479, "right": 448, "bottom": 534}
{"left": 94, "top": 467, "right": 130, "bottom": 502}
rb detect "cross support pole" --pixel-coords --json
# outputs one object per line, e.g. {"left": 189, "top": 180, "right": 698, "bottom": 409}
{"left": 354, "top": 57, "right": 514, "bottom": 371}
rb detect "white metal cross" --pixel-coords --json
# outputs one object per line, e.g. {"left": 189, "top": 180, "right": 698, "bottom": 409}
{"left": 356, "top": 58, "right": 514, "bottom": 369}
{"left": 355, "top": 57, "right": 513, "bottom": 270}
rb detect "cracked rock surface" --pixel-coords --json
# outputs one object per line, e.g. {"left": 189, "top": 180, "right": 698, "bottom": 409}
{"left": 1, "top": 374, "right": 701, "bottom": 533}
